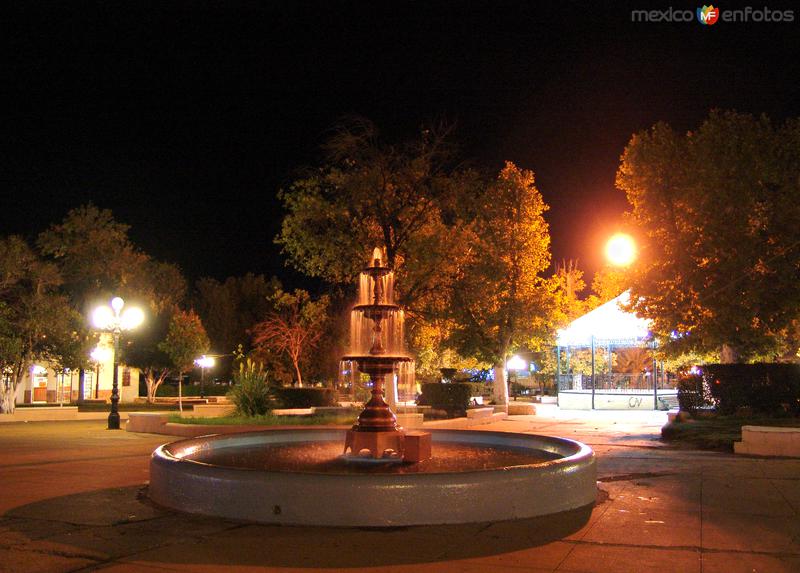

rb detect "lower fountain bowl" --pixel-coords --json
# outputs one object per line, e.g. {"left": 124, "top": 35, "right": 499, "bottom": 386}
{"left": 149, "top": 428, "right": 596, "bottom": 527}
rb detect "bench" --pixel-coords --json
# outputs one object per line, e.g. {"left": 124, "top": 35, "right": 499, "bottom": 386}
{"left": 734, "top": 425, "right": 800, "bottom": 457}
{"left": 187, "top": 404, "right": 236, "bottom": 418}
{"left": 466, "top": 407, "right": 494, "bottom": 419}
{"left": 126, "top": 412, "right": 170, "bottom": 433}
{"left": 507, "top": 403, "right": 536, "bottom": 415}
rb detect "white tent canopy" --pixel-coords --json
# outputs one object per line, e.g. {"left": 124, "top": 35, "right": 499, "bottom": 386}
{"left": 556, "top": 291, "right": 651, "bottom": 347}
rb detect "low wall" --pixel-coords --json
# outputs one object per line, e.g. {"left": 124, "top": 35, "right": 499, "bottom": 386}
{"left": 558, "top": 391, "right": 671, "bottom": 411}
{"left": 184, "top": 404, "right": 236, "bottom": 418}
{"left": 507, "top": 403, "right": 537, "bottom": 415}
{"left": 396, "top": 413, "right": 424, "bottom": 429}
{"left": 0, "top": 407, "right": 79, "bottom": 423}
{"left": 734, "top": 425, "right": 800, "bottom": 457}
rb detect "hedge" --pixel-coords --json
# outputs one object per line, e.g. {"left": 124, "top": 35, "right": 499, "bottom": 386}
{"left": 141, "top": 382, "right": 231, "bottom": 397}
{"left": 417, "top": 382, "right": 472, "bottom": 416}
{"left": 676, "top": 375, "right": 715, "bottom": 415}
{"left": 701, "top": 363, "right": 800, "bottom": 415}
{"left": 274, "top": 387, "right": 337, "bottom": 408}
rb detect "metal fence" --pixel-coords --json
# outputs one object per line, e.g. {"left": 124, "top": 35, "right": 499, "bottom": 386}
{"left": 557, "top": 373, "right": 676, "bottom": 392}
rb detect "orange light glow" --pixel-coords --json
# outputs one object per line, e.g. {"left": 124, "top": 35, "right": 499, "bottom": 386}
{"left": 605, "top": 233, "right": 636, "bottom": 266}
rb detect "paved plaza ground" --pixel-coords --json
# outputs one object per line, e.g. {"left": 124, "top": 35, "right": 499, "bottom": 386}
{"left": 1, "top": 410, "right": 799, "bottom": 572}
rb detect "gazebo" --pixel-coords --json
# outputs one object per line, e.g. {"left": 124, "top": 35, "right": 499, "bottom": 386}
{"left": 555, "top": 291, "right": 676, "bottom": 410}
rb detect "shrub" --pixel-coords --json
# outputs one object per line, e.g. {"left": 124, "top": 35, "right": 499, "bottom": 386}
{"left": 417, "top": 382, "right": 472, "bottom": 417}
{"left": 702, "top": 363, "right": 800, "bottom": 415}
{"left": 274, "top": 387, "right": 336, "bottom": 408}
{"left": 676, "top": 374, "right": 715, "bottom": 415}
{"left": 227, "top": 359, "right": 272, "bottom": 416}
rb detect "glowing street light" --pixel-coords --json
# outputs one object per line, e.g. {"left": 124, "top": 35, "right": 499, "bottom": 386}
{"left": 194, "top": 355, "right": 216, "bottom": 399}
{"left": 605, "top": 233, "right": 637, "bottom": 267}
{"left": 506, "top": 355, "right": 527, "bottom": 371}
{"left": 91, "top": 297, "right": 144, "bottom": 429}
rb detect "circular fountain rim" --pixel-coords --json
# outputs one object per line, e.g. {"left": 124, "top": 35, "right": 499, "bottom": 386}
{"left": 149, "top": 428, "right": 597, "bottom": 527}
{"left": 155, "top": 428, "right": 591, "bottom": 476}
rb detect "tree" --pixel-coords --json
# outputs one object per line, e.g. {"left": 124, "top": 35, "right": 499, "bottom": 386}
{"left": 195, "top": 273, "right": 280, "bottom": 357}
{"left": 581, "top": 265, "right": 629, "bottom": 311}
{"left": 277, "top": 118, "right": 479, "bottom": 311}
{"left": 250, "top": 289, "right": 330, "bottom": 387}
{"left": 0, "top": 237, "right": 86, "bottom": 412}
{"left": 448, "top": 162, "right": 556, "bottom": 404}
{"left": 159, "top": 309, "right": 210, "bottom": 411}
{"left": 617, "top": 111, "right": 800, "bottom": 361}
{"left": 37, "top": 204, "right": 186, "bottom": 314}
{"left": 553, "top": 259, "right": 587, "bottom": 324}
{"left": 124, "top": 310, "right": 173, "bottom": 403}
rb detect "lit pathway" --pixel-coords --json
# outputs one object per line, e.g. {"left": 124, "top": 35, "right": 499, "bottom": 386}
{"left": 1, "top": 417, "right": 799, "bottom": 572}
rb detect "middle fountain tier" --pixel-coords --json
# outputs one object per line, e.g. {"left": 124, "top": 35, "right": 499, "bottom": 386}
{"left": 341, "top": 247, "right": 417, "bottom": 460}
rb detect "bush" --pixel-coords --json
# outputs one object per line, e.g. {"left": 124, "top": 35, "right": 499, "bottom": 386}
{"left": 227, "top": 359, "right": 272, "bottom": 417}
{"left": 702, "top": 363, "right": 800, "bottom": 415}
{"left": 417, "top": 382, "right": 472, "bottom": 417}
{"left": 274, "top": 387, "right": 336, "bottom": 408}
{"left": 676, "top": 374, "right": 715, "bottom": 415}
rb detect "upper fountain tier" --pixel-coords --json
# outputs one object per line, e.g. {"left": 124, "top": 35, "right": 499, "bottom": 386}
{"left": 342, "top": 247, "right": 410, "bottom": 362}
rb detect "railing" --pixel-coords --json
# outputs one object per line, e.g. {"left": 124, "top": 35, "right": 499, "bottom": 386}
{"left": 557, "top": 373, "right": 676, "bottom": 392}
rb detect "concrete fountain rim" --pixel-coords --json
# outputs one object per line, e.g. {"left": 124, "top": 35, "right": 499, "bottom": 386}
{"left": 149, "top": 428, "right": 597, "bottom": 527}
{"left": 153, "top": 427, "right": 593, "bottom": 477}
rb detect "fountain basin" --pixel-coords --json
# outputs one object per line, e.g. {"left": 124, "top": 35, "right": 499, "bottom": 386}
{"left": 149, "top": 429, "right": 596, "bottom": 527}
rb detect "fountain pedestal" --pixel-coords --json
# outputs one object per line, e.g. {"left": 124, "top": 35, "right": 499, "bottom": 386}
{"left": 343, "top": 359, "right": 410, "bottom": 459}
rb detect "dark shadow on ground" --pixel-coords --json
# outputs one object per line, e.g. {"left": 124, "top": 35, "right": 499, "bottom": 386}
{"left": 3, "top": 485, "right": 596, "bottom": 568}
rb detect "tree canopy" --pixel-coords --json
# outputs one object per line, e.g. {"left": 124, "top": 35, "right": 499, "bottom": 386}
{"left": 618, "top": 110, "right": 800, "bottom": 361}
{"left": 277, "top": 118, "right": 478, "bottom": 311}
{"left": 37, "top": 204, "right": 186, "bottom": 314}
{"left": 0, "top": 237, "right": 86, "bottom": 412}
{"left": 250, "top": 289, "right": 330, "bottom": 387}
{"left": 448, "top": 162, "right": 556, "bottom": 399}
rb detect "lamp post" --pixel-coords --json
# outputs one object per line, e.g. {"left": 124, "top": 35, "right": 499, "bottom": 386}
{"left": 194, "top": 355, "right": 216, "bottom": 399}
{"left": 92, "top": 297, "right": 144, "bottom": 429}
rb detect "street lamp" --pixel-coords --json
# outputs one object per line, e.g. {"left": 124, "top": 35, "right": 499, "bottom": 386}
{"left": 605, "top": 233, "right": 637, "bottom": 267}
{"left": 91, "top": 297, "right": 144, "bottom": 429}
{"left": 194, "top": 355, "right": 216, "bottom": 399}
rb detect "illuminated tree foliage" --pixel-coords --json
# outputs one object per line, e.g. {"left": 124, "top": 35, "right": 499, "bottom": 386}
{"left": 448, "top": 162, "right": 556, "bottom": 402}
{"left": 250, "top": 289, "right": 330, "bottom": 387}
{"left": 617, "top": 111, "right": 800, "bottom": 361}
{"left": 0, "top": 237, "right": 85, "bottom": 413}
{"left": 277, "top": 118, "right": 478, "bottom": 311}
{"left": 37, "top": 204, "right": 186, "bottom": 314}
{"left": 159, "top": 309, "right": 210, "bottom": 410}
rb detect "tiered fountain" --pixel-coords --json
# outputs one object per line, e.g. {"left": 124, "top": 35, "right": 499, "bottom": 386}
{"left": 341, "top": 247, "right": 419, "bottom": 460}
{"left": 149, "top": 246, "right": 597, "bottom": 527}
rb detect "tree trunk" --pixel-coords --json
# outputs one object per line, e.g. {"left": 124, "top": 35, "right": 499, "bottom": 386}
{"left": 177, "top": 370, "right": 183, "bottom": 413}
{"left": 720, "top": 344, "right": 740, "bottom": 364}
{"left": 293, "top": 359, "right": 303, "bottom": 388}
{"left": 493, "top": 363, "right": 509, "bottom": 408}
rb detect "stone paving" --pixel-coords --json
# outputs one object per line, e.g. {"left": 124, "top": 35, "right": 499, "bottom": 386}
{"left": 0, "top": 411, "right": 798, "bottom": 572}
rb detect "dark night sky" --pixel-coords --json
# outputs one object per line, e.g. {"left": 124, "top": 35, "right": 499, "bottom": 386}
{"left": 4, "top": 1, "right": 799, "bottom": 287}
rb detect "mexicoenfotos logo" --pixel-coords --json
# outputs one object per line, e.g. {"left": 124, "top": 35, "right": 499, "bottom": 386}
{"left": 632, "top": 5, "right": 795, "bottom": 23}
{"left": 697, "top": 5, "right": 720, "bottom": 25}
